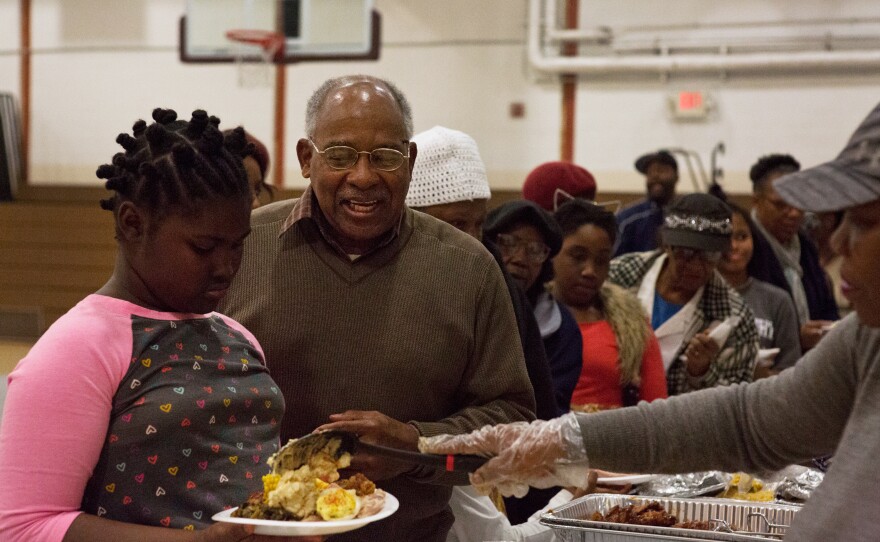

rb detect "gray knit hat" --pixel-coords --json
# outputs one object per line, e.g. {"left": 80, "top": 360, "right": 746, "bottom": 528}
{"left": 775, "top": 102, "right": 880, "bottom": 213}
{"left": 406, "top": 126, "right": 490, "bottom": 208}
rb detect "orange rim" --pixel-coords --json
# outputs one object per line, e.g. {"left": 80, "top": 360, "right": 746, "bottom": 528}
{"left": 225, "top": 29, "right": 285, "bottom": 53}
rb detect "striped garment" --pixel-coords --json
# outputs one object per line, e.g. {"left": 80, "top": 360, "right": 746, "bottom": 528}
{"left": 608, "top": 250, "right": 759, "bottom": 395}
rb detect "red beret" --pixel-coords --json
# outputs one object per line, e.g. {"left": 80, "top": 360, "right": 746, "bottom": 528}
{"left": 522, "top": 161, "right": 597, "bottom": 211}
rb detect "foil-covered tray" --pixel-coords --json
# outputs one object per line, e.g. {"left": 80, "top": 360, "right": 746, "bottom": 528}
{"left": 639, "top": 472, "right": 730, "bottom": 499}
{"left": 636, "top": 467, "right": 823, "bottom": 504}
{"left": 540, "top": 494, "right": 800, "bottom": 542}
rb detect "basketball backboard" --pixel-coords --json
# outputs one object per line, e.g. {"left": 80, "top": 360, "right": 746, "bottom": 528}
{"left": 179, "top": 0, "right": 380, "bottom": 63}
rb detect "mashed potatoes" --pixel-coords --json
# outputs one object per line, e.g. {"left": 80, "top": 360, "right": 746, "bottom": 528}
{"left": 263, "top": 438, "right": 352, "bottom": 519}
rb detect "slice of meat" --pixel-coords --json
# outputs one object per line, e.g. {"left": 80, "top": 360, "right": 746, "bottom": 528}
{"left": 356, "top": 489, "right": 387, "bottom": 518}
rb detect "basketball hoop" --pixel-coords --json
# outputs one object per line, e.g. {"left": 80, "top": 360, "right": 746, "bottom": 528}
{"left": 226, "top": 29, "right": 285, "bottom": 88}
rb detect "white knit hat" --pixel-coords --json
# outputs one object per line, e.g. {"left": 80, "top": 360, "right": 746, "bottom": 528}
{"left": 406, "top": 126, "right": 491, "bottom": 207}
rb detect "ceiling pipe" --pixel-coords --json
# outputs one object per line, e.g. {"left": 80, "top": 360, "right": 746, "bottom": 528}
{"left": 529, "top": 0, "right": 880, "bottom": 75}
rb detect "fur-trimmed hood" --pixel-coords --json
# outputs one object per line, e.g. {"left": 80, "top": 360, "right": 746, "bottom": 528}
{"left": 597, "top": 282, "right": 652, "bottom": 386}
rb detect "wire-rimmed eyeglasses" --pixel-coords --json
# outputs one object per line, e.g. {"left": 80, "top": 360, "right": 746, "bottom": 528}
{"left": 309, "top": 139, "right": 409, "bottom": 171}
{"left": 670, "top": 246, "right": 722, "bottom": 263}
{"left": 496, "top": 233, "right": 551, "bottom": 264}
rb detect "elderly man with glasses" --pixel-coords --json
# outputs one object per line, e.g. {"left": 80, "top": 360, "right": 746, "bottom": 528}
{"left": 607, "top": 193, "right": 759, "bottom": 395}
{"left": 220, "top": 75, "right": 536, "bottom": 542}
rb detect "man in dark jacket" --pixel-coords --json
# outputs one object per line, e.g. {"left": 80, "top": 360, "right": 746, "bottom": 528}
{"left": 749, "top": 154, "right": 839, "bottom": 351}
{"left": 615, "top": 149, "right": 679, "bottom": 256}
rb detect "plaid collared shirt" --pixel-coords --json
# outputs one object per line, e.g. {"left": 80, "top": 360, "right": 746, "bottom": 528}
{"left": 279, "top": 185, "right": 401, "bottom": 257}
{"left": 609, "top": 250, "right": 759, "bottom": 395}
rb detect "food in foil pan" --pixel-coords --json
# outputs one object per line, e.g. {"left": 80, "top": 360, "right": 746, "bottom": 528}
{"left": 590, "top": 500, "right": 714, "bottom": 530}
{"left": 718, "top": 473, "right": 776, "bottom": 502}
{"left": 541, "top": 494, "right": 800, "bottom": 541}
{"left": 638, "top": 467, "right": 824, "bottom": 504}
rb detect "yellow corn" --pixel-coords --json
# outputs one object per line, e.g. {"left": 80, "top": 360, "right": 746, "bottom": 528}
{"left": 262, "top": 473, "right": 281, "bottom": 502}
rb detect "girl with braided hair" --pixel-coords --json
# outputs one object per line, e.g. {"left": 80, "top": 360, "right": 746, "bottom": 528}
{"left": 0, "top": 109, "right": 315, "bottom": 541}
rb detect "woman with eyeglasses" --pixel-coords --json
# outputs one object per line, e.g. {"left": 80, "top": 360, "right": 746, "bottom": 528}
{"left": 607, "top": 193, "right": 759, "bottom": 395}
{"left": 483, "top": 200, "right": 584, "bottom": 524}
{"left": 484, "top": 201, "right": 583, "bottom": 416}
{"left": 551, "top": 200, "right": 667, "bottom": 411}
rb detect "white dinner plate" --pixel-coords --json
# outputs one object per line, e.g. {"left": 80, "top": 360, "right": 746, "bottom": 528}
{"left": 596, "top": 474, "right": 660, "bottom": 486}
{"left": 212, "top": 492, "right": 399, "bottom": 536}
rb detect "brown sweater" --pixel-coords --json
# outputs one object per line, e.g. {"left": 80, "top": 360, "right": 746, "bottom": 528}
{"left": 221, "top": 199, "right": 535, "bottom": 542}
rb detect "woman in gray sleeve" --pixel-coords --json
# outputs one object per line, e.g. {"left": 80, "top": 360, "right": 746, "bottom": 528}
{"left": 421, "top": 101, "right": 880, "bottom": 542}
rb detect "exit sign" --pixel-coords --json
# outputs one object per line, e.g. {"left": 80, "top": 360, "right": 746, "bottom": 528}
{"left": 669, "top": 91, "right": 712, "bottom": 120}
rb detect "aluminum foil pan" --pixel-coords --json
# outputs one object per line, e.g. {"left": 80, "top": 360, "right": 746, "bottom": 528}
{"left": 775, "top": 468, "right": 824, "bottom": 502}
{"left": 540, "top": 494, "right": 801, "bottom": 542}
{"left": 639, "top": 472, "right": 730, "bottom": 499}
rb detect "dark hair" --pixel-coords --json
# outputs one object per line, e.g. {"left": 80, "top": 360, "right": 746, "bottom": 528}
{"left": 726, "top": 201, "right": 756, "bottom": 239}
{"left": 97, "top": 108, "right": 251, "bottom": 217}
{"left": 225, "top": 128, "right": 275, "bottom": 203}
{"left": 749, "top": 154, "right": 801, "bottom": 189}
{"left": 726, "top": 201, "right": 780, "bottom": 281}
{"left": 306, "top": 75, "right": 413, "bottom": 139}
{"left": 243, "top": 130, "right": 270, "bottom": 178}
{"left": 554, "top": 199, "right": 618, "bottom": 245}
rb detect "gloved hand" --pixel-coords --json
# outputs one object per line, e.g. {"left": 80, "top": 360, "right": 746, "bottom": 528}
{"left": 418, "top": 412, "right": 589, "bottom": 497}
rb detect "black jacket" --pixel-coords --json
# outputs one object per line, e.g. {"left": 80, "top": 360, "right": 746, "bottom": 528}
{"left": 748, "top": 229, "right": 839, "bottom": 321}
{"left": 483, "top": 239, "right": 561, "bottom": 421}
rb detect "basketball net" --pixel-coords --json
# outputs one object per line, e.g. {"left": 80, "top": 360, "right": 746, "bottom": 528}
{"left": 226, "top": 30, "right": 284, "bottom": 89}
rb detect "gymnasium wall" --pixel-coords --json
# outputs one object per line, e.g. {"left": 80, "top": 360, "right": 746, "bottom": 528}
{"left": 0, "top": 0, "right": 878, "bottom": 196}
{"left": 0, "top": 0, "right": 877, "bottom": 334}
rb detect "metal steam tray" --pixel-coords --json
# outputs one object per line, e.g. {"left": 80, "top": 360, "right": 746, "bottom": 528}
{"left": 539, "top": 494, "right": 801, "bottom": 542}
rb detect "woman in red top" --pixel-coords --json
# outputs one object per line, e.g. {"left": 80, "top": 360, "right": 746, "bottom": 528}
{"left": 552, "top": 200, "right": 667, "bottom": 410}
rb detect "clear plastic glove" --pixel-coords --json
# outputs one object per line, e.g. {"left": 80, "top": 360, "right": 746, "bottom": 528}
{"left": 418, "top": 412, "right": 589, "bottom": 498}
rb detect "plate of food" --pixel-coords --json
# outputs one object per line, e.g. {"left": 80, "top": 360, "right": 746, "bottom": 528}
{"left": 213, "top": 492, "right": 399, "bottom": 536}
{"left": 213, "top": 432, "right": 399, "bottom": 536}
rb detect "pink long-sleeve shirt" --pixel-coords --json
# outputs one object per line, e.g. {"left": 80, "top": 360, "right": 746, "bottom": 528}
{"left": 0, "top": 295, "right": 281, "bottom": 541}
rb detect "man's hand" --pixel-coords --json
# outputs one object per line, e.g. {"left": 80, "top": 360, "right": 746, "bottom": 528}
{"left": 800, "top": 320, "right": 835, "bottom": 351}
{"left": 568, "top": 469, "right": 599, "bottom": 499}
{"left": 314, "top": 410, "right": 420, "bottom": 481}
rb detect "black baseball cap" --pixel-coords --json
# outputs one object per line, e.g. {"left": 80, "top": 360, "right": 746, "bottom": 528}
{"left": 635, "top": 150, "right": 678, "bottom": 174}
